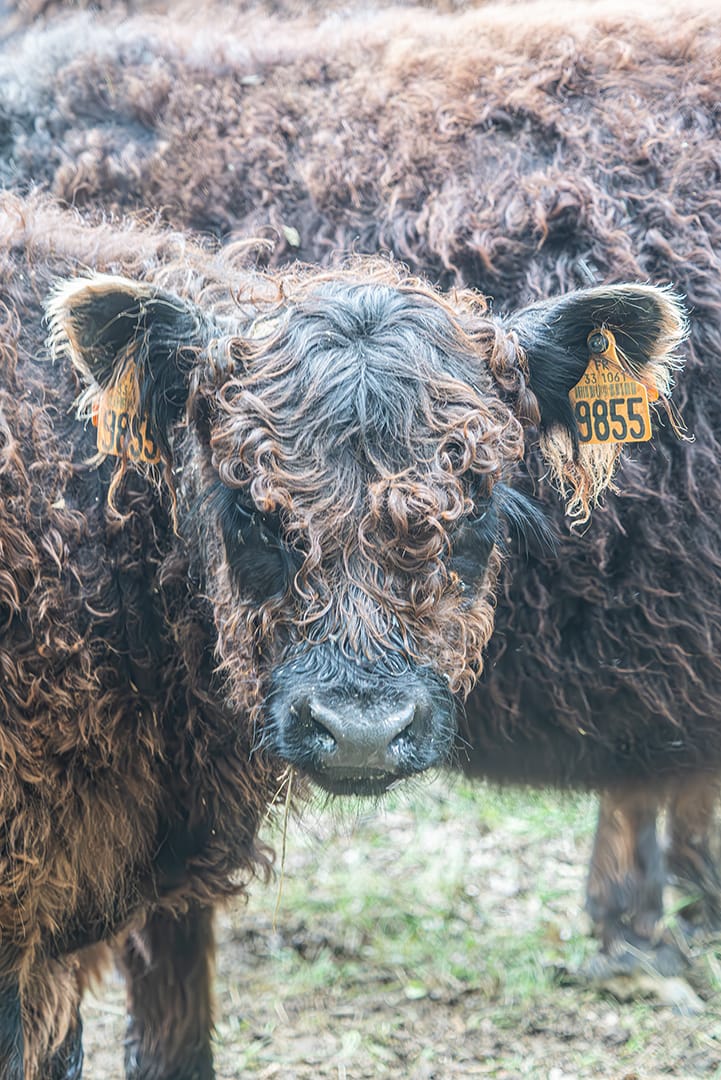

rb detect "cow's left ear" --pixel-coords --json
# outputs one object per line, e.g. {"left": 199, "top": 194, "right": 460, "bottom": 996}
{"left": 48, "top": 274, "right": 209, "bottom": 463}
{"left": 506, "top": 284, "right": 687, "bottom": 521}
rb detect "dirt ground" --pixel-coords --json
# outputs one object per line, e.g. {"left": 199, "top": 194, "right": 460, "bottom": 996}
{"left": 80, "top": 780, "right": 721, "bottom": 1079}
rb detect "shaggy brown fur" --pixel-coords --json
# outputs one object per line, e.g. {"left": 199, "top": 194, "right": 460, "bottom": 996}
{"left": 4, "top": 0, "right": 721, "bottom": 1002}
{"left": 0, "top": 200, "right": 284, "bottom": 1078}
{"left": 2, "top": 0, "right": 719, "bottom": 976}
{"left": 0, "top": 0, "right": 716, "bottom": 278}
{"left": 0, "top": 0, "right": 498, "bottom": 41}
{"left": 1, "top": 190, "right": 670, "bottom": 1075}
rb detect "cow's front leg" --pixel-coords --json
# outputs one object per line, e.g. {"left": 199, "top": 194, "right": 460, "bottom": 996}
{"left": 121, "top": 906, "right": 215, "bottom": 1080}
{"left": 0, "top": 970, "right": 23, "bottom": 1080}
{"left": 666, "top": 775, "right": 721, "bottom": 936}
{"left": 44, "top": 1019, "right": 83, "bottom": 1080}
{"left": 584, "top": 789, "right": 686, "bottom": 977}
{"left": 22, "top": 954, "right": 84, "bottom": 1080}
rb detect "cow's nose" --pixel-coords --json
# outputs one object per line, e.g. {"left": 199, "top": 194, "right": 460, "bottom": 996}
{"left": 267, "top": 650, "right": 455, "bottom": 796}
{"left": 285, "top": 692, "right": 437, "bottom": 782}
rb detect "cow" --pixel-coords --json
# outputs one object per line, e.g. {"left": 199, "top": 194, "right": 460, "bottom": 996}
{"left": 0, "top": 189, "right": 684, "bottom": 1076}
{"left": 0, "top": 0, "right": 500, "bottom": 41}
{"left": 1, "top": 0, "right": 718, "bottom": 980}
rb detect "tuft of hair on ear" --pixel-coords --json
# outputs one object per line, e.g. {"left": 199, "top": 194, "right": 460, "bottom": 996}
{"left": 48, "top": 273, "right": 210, "bottom": 523}
{"left": 48, "top": 273, "right": 208, "bottom": 458}
{"left": 48, "top": 274, "right": 155, "bottom": 384}
{"left": 507, "top": 283, "right": 688, "bottom": 524}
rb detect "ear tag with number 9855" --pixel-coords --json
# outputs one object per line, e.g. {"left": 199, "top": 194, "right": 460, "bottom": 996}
{"left": 568, "top": 329, "right": 658, "bottom": 445}
{"left": 92, "top": 363, "right": 161, "bottom": 464}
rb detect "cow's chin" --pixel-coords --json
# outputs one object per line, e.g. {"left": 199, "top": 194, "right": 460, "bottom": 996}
{"left": 306, "top": 767, "right": 400, "bottom": 798}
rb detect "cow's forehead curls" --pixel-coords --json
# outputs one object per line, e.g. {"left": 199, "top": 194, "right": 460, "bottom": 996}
{"left": 219, "top": 270, "right": 515, "bottom": 438}
{"left": 232, "top": 259, "right": 496, "bottom": 371}
{"left": 216, "top": 271, "right": 519, "bottom": 421}
{"left": 210, "top": 268, "right": 526, "bottom": 537}
{"left": 221, "top": 263, "right": 541, "bottom": 458}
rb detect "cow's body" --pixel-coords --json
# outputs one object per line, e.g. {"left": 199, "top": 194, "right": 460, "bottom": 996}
{"left": 0, "top": 2, "right": 720, "bottom": 1066}
{"left": 3, "top": 190, "right": 680, "bottom": 1075}
{"left": 1, "top": 0, "right": 716, "bottom": 293}
{"left": 3, "top": 0, "right": 719, "bottom": 784}
{"left": 0, "top": 200, "right": 284, "bottom": 1077}
{"left": 2, "top": 0, "right": 717, "bottom": 966}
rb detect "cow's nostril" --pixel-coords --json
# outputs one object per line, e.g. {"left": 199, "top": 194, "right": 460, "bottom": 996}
{"left": 388, "top": 718, "right": 416, "bottom": 754}
{"left": 278, "top": 687, "right": 450, "bottom": 784}
{"left": 289, "top": 697, "right": 312, "bottom": 730}
{"left": 290, "top": 698, "right": 337, "bottom": 755}
{"left": 388, "top": 702, "right": 431, "bottom": 756}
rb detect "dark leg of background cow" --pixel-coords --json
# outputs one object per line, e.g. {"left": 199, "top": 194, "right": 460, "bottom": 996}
{"left": 667, "top": 776, "right": 721, "bottom": 935}
{"left": 584, "top": 789, "right": 686, "bottom": 977}
{"left": 0, "top": 969, "right": 23, "bottom": 1080}
{"left": 122, "top": 906, "right": 215, "bottom": 1080}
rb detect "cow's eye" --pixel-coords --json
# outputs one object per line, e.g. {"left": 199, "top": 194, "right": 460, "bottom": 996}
{"left": 491, "top": 484, "right": 556, "bottom": 558}
{"left": 208, "top": 482, "right": 299, "bottom": 600}
{"left": 448, "top": 484, "right": 554, "bottom": 589}
{"left": 449, "top": 499, "right": 499, "bottom": 587}
{"left": 234, "top": 502, "right": 282, "bottom": 547}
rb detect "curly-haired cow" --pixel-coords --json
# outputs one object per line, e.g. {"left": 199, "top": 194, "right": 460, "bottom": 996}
{"left": 0, "top": 191, "right": 684, "bottom": 1076}
{"left": 2, "top": 0, "right": 719, "bottom": 979}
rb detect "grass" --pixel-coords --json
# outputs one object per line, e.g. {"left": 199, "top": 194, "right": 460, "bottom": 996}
{"left": 240, "top": 777, "right": 600, "bottom": 1008}
{"left": 218, "top": 776, "right": 720, "bottom": 1075}
{"left": 82, "top": 774, "right": 721, "bottom": 1078}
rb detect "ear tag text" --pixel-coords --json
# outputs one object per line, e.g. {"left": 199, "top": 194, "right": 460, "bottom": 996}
{"left": 569, "top": 328, "right": 658, "bottom": 445}
{"left": 92, "top": 364, "right": 161, "bottom": 463}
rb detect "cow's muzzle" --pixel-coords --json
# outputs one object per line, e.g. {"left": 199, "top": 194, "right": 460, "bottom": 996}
{"left": 265, "top": 648, "right": 455, "bottom": 796}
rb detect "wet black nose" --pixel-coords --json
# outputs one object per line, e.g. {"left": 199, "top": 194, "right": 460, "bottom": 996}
{"left": 275, "top": 689, "right": 447, "bottom": 795}
{"left": 266, "top": 646, "right": 455, "bottom": 796}
{"left": 291, "top": 695, "right": 431, "bottom": 770}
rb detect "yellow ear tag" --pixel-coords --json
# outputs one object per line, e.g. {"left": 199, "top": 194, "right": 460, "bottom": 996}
{"left": 568, "top": 328, "right": 658, "bottom": 445}
{"left": 92, "top": 363, "right": 161, "bottom": 464}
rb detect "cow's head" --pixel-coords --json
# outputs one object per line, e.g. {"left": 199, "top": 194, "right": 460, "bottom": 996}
{"left": 49, "top": 265, "right": 685, "bottom": 795}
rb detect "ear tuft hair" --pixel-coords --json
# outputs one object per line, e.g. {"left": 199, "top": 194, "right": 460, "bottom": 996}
{"left": 507, "top": 283, "right": 688, "bottom": 522}
{"left": 48, "top": 274, "right": 208, "bottom": 463}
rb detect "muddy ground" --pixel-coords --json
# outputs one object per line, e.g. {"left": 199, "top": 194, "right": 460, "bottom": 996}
{"left": 82, "top": 780, "right": 721, "bottom": 1079}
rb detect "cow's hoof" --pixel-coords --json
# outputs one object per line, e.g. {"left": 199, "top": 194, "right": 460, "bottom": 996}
{"left": 673, "top": 900, "right": 721, "bottom": 942}
{"left": 583, "top": 938, "right": 705, "bottom": 1014}
{"left": 47, "top": 1018, "right": 83, "bottom": 1080}
{"left": 583, "top": 937, "right": 690, "bottom": 981}
{"left": 597, "top": 971, "right": 705, "bottom": 1015}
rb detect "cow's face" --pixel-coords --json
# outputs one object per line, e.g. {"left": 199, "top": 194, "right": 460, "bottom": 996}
{"left": 50, "top": 267, "right": 685, "bottom": 795}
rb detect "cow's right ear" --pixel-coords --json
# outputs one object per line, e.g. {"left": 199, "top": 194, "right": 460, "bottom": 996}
{"left": 504, "top": 284, "right": 687, "bottom": 521}
{"left": 48, "top": 274, "right": 209, "bottom": 462}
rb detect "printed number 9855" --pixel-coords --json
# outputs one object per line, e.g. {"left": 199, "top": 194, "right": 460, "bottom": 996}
{"left": 98, "top": 409, "right": 159, "bottom": 462}
{"left": 573, "top": 396, "right": 647, "bottom": 443}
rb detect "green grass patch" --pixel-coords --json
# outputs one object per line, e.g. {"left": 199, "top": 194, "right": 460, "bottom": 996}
{"left": 247, "top": 776, "right": 599, "bottom": 1009}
